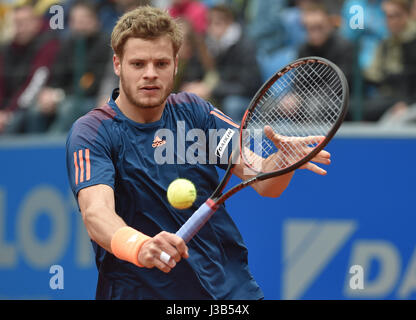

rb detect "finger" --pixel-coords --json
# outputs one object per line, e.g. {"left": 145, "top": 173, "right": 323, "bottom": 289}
{"left": 138, "top": 247, "right": 173, "bottom": 272}
{"left": 159, "top": 250, "right": 177, "bottom": 269}
{"left": 153, "top": 237, "right": 182, "bottom": 264}
{"left": 264, "top": 126, "right": 325, "bottom": 147}
{"left": 158, "top": 232, "right": 189, "bottom": 260}
{"left": 160, "top": 251, "right": 172, "bottom": 265}
{"left": 302, "top": 135, "right": 325, "bottom": 145}
{"left": 317, "top": 149, "right": 331, "bottom": 158}
{"left": 310, "top": 150, "right": 331, "bottom": 165}
{"left": 300, "top": 162, "right": 327, "bottom": 175}
{"left": 310, "top": 155, "right": 331, "bottom": 165}
{"left": 158, "top": 250, "right": 176, "bottom": 268}
{"left": 264, "top": 125, "right": 281, "bottom": 145}
{"left": 163, "top": 232, "right": 189, "bottom": 260}
{"left": 153, "top": 256, "right": 172, "bottom": 273}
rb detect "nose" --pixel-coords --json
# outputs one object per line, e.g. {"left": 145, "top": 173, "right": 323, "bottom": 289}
{"left": 143, "top": 63, "right": 158, "bottom": 80}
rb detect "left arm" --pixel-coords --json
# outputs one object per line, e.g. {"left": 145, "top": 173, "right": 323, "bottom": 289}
{"left": 231, "top": 126, "right": 331, "bottom": 198}
{"left": 231, "top": 160, "right": 295, "bottom": 198}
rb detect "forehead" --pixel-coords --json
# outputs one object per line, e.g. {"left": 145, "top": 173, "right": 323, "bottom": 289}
{"left": 14, "top": 6, "right": 35, "bottom": 19}
{"left": 123, "top": 35, "right": 175, "bottom": 59}
{"left": 303, "top": 11, "right": 327, "bottom": 23}
{"left": 70, "top": 5, "right": 95, "bottom": 18}
{"left": 383, "top": 2, "right": 407, "bottom": 13}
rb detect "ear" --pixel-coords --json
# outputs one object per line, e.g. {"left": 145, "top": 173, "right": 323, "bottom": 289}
{"left": 174, "top": 55, "right": 179, "bottom": 76}
{"left": 113, "top": 54, "right": 121, "bottom": 77}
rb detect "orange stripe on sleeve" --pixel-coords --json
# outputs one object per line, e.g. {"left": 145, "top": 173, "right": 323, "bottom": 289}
{"left": 79, "top": 149, "right": 84, "bottom": 183}
{"left": 213, "top": 107, "right": 227, "bottom": 116}
{"left": 73, "top": 151, "right": 79, "bottom": 185}
{"left": 85, "top": 148, "right": 91, "bottom": 181}
{"left": 210, "top": 110, "right": 240, "bottom": 128}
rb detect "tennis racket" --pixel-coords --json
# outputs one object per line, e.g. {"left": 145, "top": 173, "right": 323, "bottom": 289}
{"left": 160, "top": 56, "right": 349, "bottom": 264}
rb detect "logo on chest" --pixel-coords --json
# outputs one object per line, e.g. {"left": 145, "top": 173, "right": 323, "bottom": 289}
{"left": 152, "top": 136, "right": 166, "bottom": 148}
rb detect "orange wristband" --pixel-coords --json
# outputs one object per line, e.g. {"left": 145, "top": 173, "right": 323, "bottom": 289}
{"left": 110, "top": 226, "right": 151, "bottom": 267}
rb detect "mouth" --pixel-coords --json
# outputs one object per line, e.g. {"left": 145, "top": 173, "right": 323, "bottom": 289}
{"left": 140, "top": 85, "right": 160, "bottom": 92}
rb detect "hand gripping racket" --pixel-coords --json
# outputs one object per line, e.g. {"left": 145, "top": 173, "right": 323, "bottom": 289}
{"left": 160, "top": 56, "right": 349, "bottom": 264}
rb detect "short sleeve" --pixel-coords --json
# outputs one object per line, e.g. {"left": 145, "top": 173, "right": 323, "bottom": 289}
{"left": 66, "top": 111, "right": 116, "bottom": 199}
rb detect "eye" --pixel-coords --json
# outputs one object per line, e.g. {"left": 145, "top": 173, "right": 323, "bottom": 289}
{"left": 156, "top": 61, "right": 169, "bottom": 68}
{"left": 131, "top": 61, "right": 144, "bottom": 68}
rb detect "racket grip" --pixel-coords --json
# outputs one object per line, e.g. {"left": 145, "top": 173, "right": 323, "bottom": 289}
{"left": 176, "top": 199, "right": 218, "bottom": 243}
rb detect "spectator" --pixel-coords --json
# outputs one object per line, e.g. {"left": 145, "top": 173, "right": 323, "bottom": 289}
{"left": 19, "top": 0, "right": 112, "bottom": 134}
{"left": 169, "top": 0, "right": 209, "bottom": 35}
{"left": 340, "top": 0, "right": 388, "bottom": 70}
{"left": 412, "top": 0, "right": 416, "bottom": 20}
{"left": 245, "top": 0, "right": 287, "bottom": 63}
{"left": 0, "top": 1, "right": 60, "bottom": 134}
{"left": 0, "top": 1, "right": 14, "bottom": 45}
{"left": 201, "top": 0, "right": 250, "bottom": 23}
{"left": 363, "top": 0, "right": 416, "bottom": 121}
{"left": 96, "top": 0, "right": 151, "bottom": 35}
{"left": 298, "top": 3, "right": 356, "bottom": 86}
{"left": 174, "top": 19, "right": 218, "bottom": 95}
{"left": 182, "top": 5, "right": 262, "bottom": 122}
{"left": 245, "top": 0, "right": 322, "bottom": 81}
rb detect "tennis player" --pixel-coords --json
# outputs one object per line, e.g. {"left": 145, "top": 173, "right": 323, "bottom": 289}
{"left": 66, "top": 6, "right": 331, "bottom": 299}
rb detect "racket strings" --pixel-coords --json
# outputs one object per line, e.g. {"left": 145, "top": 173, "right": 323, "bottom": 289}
{"left": 242, "top": 61, "right": 344, "bottom": 172}
{"left": 250, "top": 63, "right": 340, "bottom": 135}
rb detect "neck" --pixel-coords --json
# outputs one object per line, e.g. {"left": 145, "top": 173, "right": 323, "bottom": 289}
{"left": 115, "top": 89, "right": 166, "bottom": 124}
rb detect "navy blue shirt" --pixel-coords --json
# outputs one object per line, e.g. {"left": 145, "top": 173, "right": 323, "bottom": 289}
{"left": 66, "top": 89, "right": 263, "bottom": 300}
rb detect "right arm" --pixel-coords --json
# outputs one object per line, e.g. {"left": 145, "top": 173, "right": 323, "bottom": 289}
{"left": 77, "top": 184, "right": 189, "bottom": 273}
{"left": 78, "top": 184, "right": 125, "bottom": 253}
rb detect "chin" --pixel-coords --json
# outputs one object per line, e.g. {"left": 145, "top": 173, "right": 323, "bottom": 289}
{"left": 135, "top": 97, "right": 165, "bottom": 109}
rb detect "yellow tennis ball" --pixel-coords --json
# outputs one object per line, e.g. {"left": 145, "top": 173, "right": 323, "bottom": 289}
{"left": 167, "top": 178, "right": 197, "bottom": 210}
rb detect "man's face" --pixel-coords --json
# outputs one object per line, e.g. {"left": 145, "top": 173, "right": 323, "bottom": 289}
{"left": 13, "top": 6, "right": 41, "bottom": 45}
{"left": 69, "top": 5, "right": 98, "bottom": 37}
{"left": 114, "top": 36, "right": 177, "bottom": 110}
{"left": 207, "top": 10, "right": 230, "bottom": 41}
{"left": 302, "top": 10, "right": 333, "bottom": 47}
{"left": 412, "top": 0, "right": 416, "bottom": 20}
{"left": 383, "top": 1, "right": 409, "bottom": 36}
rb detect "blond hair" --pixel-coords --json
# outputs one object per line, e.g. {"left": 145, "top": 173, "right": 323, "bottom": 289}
{"left": 383, "top": 0, "right": 412, "bottom": 11}
{"left": 111, "top": 6, "right": 183, "bottom": 59}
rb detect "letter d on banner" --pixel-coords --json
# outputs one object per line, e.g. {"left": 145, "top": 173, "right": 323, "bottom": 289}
{"left": 345, "top": 241, "right": 400, "bottom": 297}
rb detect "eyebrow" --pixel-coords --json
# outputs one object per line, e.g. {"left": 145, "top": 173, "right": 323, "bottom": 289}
{"left": 127, "top": 56, "right": 173, "bottom": 61}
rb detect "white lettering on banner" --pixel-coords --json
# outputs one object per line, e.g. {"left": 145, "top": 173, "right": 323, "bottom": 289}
{"left": 283, "top": 219, "right": 416, "bottom": 299}
{"left": 17, "top": 186, "right": 69, "bottom": 268}
{"left": 0, "top": 185, "right": 94, "bottom": 269}
{"left": 398, "top": 247, "right": 416, "bottom": 298}
{"left": 283, "top": 219, "right": 357, "bottom": 300}
{"left": 0, "top": 188, "right": 17, "bottom": 267}
{"left": 345, "top": 241, "right": 400, "bottom": 297}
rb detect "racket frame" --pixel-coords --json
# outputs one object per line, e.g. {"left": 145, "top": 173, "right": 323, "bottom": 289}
{"left": 212, "top": 56, "right": 349, "bottom": 205}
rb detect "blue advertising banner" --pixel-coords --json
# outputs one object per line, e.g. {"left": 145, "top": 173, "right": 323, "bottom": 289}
{"left": 0, "top": 133, "right": 415, "bottom": 299}
{"left": 229, "top": 136, "right": 416, "bottom": 300}
{"left": 0, "top": 138, "right": 96, "bottom": 299}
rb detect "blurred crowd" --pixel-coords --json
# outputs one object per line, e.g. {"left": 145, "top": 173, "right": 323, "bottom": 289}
{"left": 1, "top": 0, "right": 416, "bottom": 135}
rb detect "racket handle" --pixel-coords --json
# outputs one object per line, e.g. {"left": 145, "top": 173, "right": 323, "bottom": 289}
{"left": 176, "top": 199, "right": 218, "bottom": 243}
